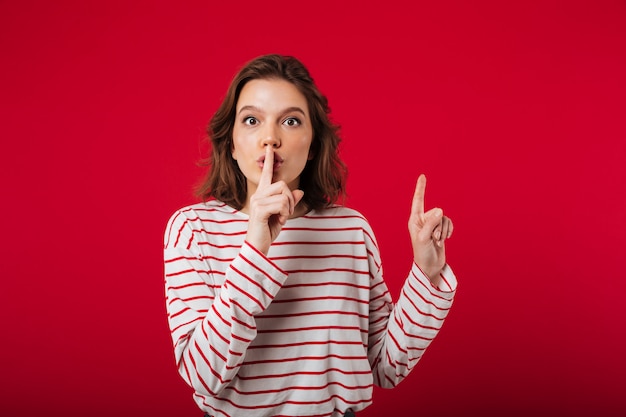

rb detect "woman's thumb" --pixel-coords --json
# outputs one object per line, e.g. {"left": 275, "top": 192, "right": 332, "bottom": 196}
{"left": 293, "top": 189, "right": 305, "bottom": 206}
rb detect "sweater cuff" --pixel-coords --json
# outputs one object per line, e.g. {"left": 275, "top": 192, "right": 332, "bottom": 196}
{"left": 412, "top": 262, "right": 458, "bottom": 300}
{"left": 226, "top": 241, "right": 288, "bottom": 314}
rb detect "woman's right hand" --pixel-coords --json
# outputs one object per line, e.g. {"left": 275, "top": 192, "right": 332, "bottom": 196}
{"left": 245, "top": 146, "right": 304, "bottom": 255}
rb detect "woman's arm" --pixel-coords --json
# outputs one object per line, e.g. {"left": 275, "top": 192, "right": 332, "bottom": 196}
{"left": 367, "top": 174, "right": 458, "bottom": 387}
{"left": 164, "top": 211, "right": 288, "bottom": 397}
{"left": 367, "top": 261, "right": 457, "bottom": 388}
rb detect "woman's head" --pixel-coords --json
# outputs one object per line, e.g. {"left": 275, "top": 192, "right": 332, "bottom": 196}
{"left": 197, "top": 54, "right": 346, "bottom": 211}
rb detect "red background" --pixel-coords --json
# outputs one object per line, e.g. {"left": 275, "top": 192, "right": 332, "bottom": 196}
{"left": 1, "top": 1, "right": 625, "bottom": 416}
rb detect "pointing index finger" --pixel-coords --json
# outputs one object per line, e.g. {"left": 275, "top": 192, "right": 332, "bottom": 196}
{"left": 259, "top": 145, "right": 274, "bottom": 189}
{"left": 411, "top": 174, "right": 426, "bottom": 222}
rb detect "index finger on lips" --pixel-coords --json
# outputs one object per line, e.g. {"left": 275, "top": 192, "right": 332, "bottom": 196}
{"left": 259, "top": 146, "right": 274, "bottom": 189}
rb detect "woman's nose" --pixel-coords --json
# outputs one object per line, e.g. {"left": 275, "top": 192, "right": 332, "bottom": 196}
{"left": 261, "top": 125, "right": 281, "bottom": 148}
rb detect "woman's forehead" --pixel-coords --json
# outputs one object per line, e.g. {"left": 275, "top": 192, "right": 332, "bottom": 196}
{"left": 237, "top": 79, "right": 309, "bottom": 114}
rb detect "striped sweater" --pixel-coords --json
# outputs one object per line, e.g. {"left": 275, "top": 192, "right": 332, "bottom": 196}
{"left": 164, "top": 200, "right": 457, "bottom": 417}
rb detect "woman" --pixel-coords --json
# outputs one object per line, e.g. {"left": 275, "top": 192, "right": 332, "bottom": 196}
{"left": 164, "top": 54, "right": 457, "bottom": 417}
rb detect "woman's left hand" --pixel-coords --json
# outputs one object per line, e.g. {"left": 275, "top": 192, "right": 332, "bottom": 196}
{"left": 408, "top": 174, "right": 454, "bottom": 286}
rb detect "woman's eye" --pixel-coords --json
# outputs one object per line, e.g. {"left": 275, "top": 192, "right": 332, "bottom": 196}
{"left": 284, "top": 117, "right": 301, "bottom": 127}
{"left": 243, "top": 116, "right": 257, "bottom": 126}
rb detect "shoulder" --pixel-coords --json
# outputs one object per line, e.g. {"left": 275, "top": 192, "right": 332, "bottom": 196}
{"left": 164, "top": 200, "right": 245, "bottom": 247}
{"left": 166, "top": 200, "right": 242, "bottom": 225}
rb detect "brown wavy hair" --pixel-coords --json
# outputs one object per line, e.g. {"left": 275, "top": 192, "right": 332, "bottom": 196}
{"left": 195, "top": 54, "right": 347, "bottom": 211}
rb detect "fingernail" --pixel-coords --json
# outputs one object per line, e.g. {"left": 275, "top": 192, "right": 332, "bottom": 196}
{"left": 435, "top": 230, "right": 441, "bottom": 240}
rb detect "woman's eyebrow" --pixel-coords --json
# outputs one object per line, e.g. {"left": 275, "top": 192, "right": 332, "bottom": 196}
{"left": 237, "top": 105, "right": 306, "bottom": 116}
{"left": 238, "top": 105, "right": 261, "bottom": 115}
{"left": 280, "top": 106, "right": 306, "bottom": 116}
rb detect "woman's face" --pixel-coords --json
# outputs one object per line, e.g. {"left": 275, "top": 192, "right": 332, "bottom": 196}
{"left": 232, "top": 78, "right": 314, "bottom": 201}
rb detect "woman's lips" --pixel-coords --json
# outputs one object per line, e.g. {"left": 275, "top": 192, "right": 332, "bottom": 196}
{"left": 257, "top": 154, "right": 284, "bottom": 171}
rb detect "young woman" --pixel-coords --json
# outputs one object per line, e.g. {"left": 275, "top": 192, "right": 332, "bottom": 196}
{"left": 164, "top": 54, "right": 457, "bottom": 417}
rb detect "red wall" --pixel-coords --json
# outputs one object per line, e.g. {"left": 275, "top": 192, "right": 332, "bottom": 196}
{"left": 1, "top": 1, "right": 625, "bottom": 416}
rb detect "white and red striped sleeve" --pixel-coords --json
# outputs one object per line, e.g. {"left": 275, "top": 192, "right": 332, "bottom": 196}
{"left": 163, "top": 210, "right": 287, "bottom": 398}
{"left": 364, "top": 224, "right": 458, "bottom": 388}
